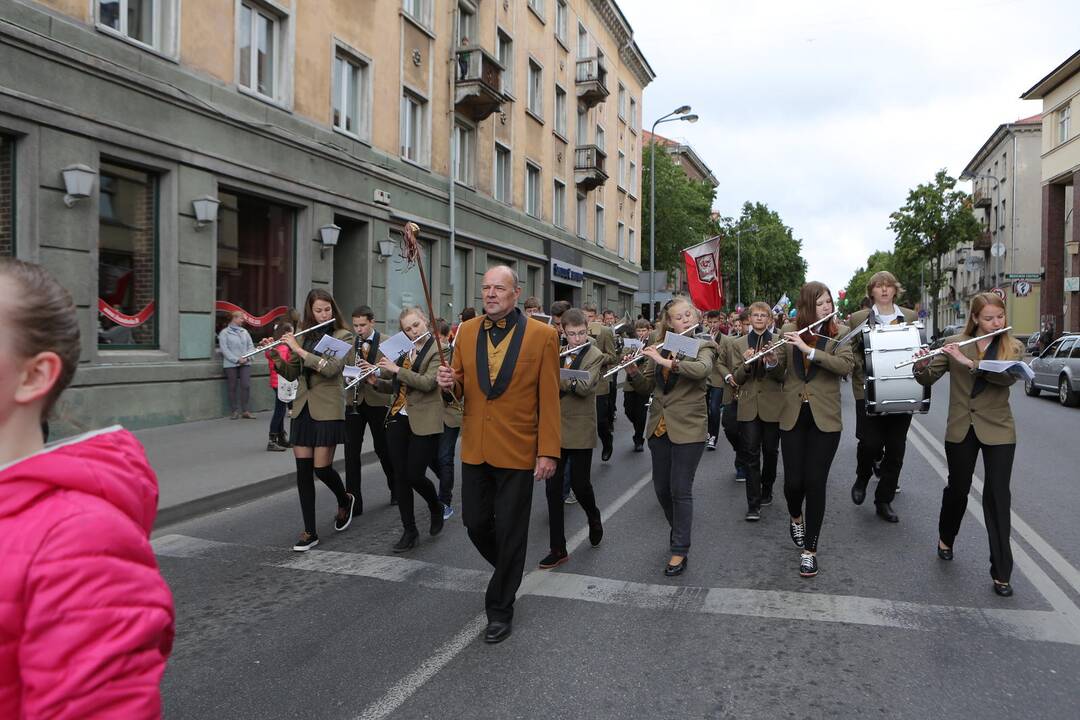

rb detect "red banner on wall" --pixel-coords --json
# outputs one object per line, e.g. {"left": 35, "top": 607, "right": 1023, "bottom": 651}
{"left": 98, "top": 299, "right": 156, "bottom": 327}
{"left": 215, "top": 301, "right": 289, "bottom": 327}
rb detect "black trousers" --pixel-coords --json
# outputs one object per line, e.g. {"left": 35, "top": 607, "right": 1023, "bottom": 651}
{"left": 344, "top": 403, "right": 395, "bottom": 508}
{"left": 385, "top": 418, "right": 441, "bottom": 533}
{"left": 854, "top": 399, "right": 912, "bottom": 503}
{"left": 648, "top": 434, "right": 705, "bottom": 555}
{"left": 623, "top": 390, "right": 647, "bottom": 445}
{"left": 706, "top": 386, "right": 723, "bottom": 439}
{"left": 721, "top": 399, "right": 743, "bottom": 471}
{"left": 462, "top": 463, "right": 534, "bottom": 623}
{"left": 738, "top": 417, "right": 779, "bottom": 510}
{"left": 595, "top": 395, "right": 613, "bottom": 453}
{"left": 606, "top": 379, "right": 618, "bottom": 426}
{"left": 781, "top": 404, "right": 841, "bottom": 552}
{"left": 940, "top": 426, "right": 1015, "bottom": 583}
{"left": 545, "top": 448, "right": 600, "bottom": 553}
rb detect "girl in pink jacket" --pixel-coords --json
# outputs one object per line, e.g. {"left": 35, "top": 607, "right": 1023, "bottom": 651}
{"left": 0, "top": 258, "right": 175, "bottom": 719}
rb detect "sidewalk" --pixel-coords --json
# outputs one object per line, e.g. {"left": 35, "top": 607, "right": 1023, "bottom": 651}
{"left": 136, "top": 411, "right": 376, "bottom": 528}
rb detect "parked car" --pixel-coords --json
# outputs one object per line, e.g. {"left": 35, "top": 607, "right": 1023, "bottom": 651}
{"left": 1025, "top": 332, "right": 1043, "bottom": 355}
{"left": 1025, "top": 332, "right": 1080, "bottom": 407}
{"left": 929, "top": 324, "right": 964, "bottom": 349}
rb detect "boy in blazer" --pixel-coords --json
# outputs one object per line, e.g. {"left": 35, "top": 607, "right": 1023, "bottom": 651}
{"left": 346, "top": 305, "right": 396, "bottom": 511}
{"left": 584, "top": 303, "right": 618, "bottom": 461}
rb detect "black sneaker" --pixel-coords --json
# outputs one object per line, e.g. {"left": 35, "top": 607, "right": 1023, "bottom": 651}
{"left": 789, "top": 520, "right": 805, "bottom": 548}
{"left": 429, "top": 503, "right": 445, "bottom": 536}
{"left": 761, "top": 492, "right": 773, "bottom": 506}
{"left": 799, "top": 553, "right": 818, "bottom": 577}
{"left": 745, "top": 508, "right": 761, "bottom": 522}
{"left": 538, "top": 550, "right": 569, "bottom": 569}
{"left": 588, "top": 518, "right": 604, "bottom": 547}
{"left": 334, "top": 493, "right": 355, "bottom": 532}
{"left": 292, "top": 532, "right": 319, "bottom": 552}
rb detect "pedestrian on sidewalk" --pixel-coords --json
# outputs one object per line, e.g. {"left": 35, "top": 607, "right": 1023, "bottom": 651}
{"left": 219, "top": 310, "right": 256, "bottom": 419}
{"left": 368, "top": 307, "right": 447, "bottom": 552}
{"left": 0, "top": 258, "right": 175, "bottom": 718}
{"left": 265, "top": 320, "right": 295, "bottom": 451}
{"left": 437, "top": 266, "right": 561, "bottom": 644}
{"left": 260, "top": 289, "right": 356, "bottom": 551}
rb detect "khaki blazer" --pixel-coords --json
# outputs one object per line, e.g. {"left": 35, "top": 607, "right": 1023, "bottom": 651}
{"left": 713, "top": 334, "right": 740, "bottom": 404}
{"left": 847, "top": 305, "right": 919, "bottom": 401}
{"left": 450, "top": 310, "right": 562, "bottom": 470}
{"left": 770, "top": 323, "right": 855, "bottom": 433}
{"left": 588, "top": 322, "right": 618, "bottom": 371}
{"left": 275, "top": 327, "right": 355, "bottom": 422}
{"left": 628, "top": 338, "right": 717, "bottom": 445}
{"left": 913, "top": 334, "right": 1022, "bottom": 445}
{"left": 374, "top": 337, "right": 444, "bottom": 436}
{"left": 440, "top": 343, "right": 463, "bottom": 429}
{"left": 559, "top": 344, "right": 605, "bottom": 450}
{"left": 349, "top": 330, "right": 392, "bottom": 408}
{"left": 731, "top": 331, "right": 784, "bottom": 423}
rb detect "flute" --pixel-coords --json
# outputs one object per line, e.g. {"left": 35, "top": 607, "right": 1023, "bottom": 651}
{"left": 344, "top": 331, "right": 433, "bottom": 390}
{"left": 894, "top": 326, "right": 1011, "bottom": 369}
{"left": 560, "top": 340, "right": 592, "bottom": 357}
{"left": 244, "top": 318, "right": 335, "bottom": 360}
{"left": 603, "top": 326, "right": 696, "bottom": 378}
{"left": 742, "top": 310, "right": 839, "bottom": 365}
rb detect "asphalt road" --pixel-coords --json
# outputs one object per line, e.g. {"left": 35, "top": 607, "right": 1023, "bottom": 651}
{"left": 155, "top": 380, "right": 1080, "bottom": 719}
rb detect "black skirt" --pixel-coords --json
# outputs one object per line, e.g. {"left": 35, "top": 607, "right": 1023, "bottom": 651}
{"left": 289, "top": 405, "right": 347, "bottom": 448}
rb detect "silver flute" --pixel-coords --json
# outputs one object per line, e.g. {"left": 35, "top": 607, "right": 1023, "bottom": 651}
{"left": 242, "top": 318, "right": 335, "bottom": 360}
{"left": 741, "top": 310, "right": 839, "bottom": 365}
{"left": 603, "top": 326, "right": 697, "bottom": 378}
{"left": 560, "top": 340, "right": 593, "bottom": 357}
{"left": 894, "top": 326, "right": 1011, "bottom": 369}
{"left": 344, "top": 331, "right": 432, "bottom": 390}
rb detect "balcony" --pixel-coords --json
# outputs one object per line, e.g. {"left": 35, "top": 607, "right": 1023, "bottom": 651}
{"left": 973, "top": 185, "right": 992, "bottom": 208}
{"left": 574, "top": 145, "right": 608, "bottom": 190}
{"left": 972, "top": 230, "right": 992, "bottom": 250}
{"left": 941, "top": 253, "right": 957, "bottom": 271}
{"left": 575, "top": 57, "right": 609, "bottom": 109}
{"left": 454, "top": 47, "right": 506, "bottom": 122}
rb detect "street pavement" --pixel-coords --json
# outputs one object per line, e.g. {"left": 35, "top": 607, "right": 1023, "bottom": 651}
{"left": 154, "top": 380, "right": 1080, "bottom": 719}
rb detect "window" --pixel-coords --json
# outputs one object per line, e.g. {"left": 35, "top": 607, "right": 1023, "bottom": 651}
{"left": 401, "top": 90, "right": 428, "bottom": 164}
{"left": 332, "top": 50, "right": 370, "bottom": 139}
{"left": 618, "top": 83, "right": 626, "bottom": 120}
{"left": 528, "top": 266, "right": 542, "bottom": 303}
{"left": 595, "top": 204, "right": 604, "bottom": 247}
{"left": 617, "top": 151, "right": 625, "bottom": 189}
{"left": 496, "top": 29, "right": 514, "bottom": 97}
{"left": 494, "top": 143, "right": 511, "bottom": 203}
{"left": 577, "top": 23, "right": 588, "bottom": 60}
{"left": 238, "top": 1, "right": 282, "bottom": 101}
{"left": 555, "top": 0, "right": 568, "bottom": 44}
{"left": 526, "top": 163, "right": 541, "bottom": 218}
{"left": 454, "top": 120, "right": 475, "bottom": 185}
{"left": 403, "top": 0, "right": 432, "bottom": 27}
{"left": 595, "top": 125, "right": 605, "bottom": 152}
{"left": 0, "top": 136, "right": 12, "bottom": 258}
{"left": 628, "top": 228, "right": 635, "bottom": 261}
{"left": 555, "top": 85, "right": 567, "bottom": 137}
{"left": 1060, "top": 104, "right": 1071, "bottom": 145}
{"left": 528, "top": 0, "right": 545, "bottom": 20}
{"left": 553, "top": 179, "right": 566, "bottom": 228}
{"left": 527, "top": 60, "right": 543, "bottom": 117}
{"left": 453, "top": 246, "right": 471, "bottom": 315}
{"left": 576, "top": 192, "right": 587, "bottom": 238}
{"left": 617, "top": 221, "right": 625, "bottom": 257}
{"left": 576, "top": 107, "right": 588, "bottom": 143}
{"left": 629, "top": 159, "right": 637, "bottom": 195}
{"left": 1070, "top": 339, "right": 1080, "bottom": 360}
{"left": 1056, "top": 338, "right": 1076, "bottom": 359}
{"left": 98, "top": 0, "right": 175, "bottom": 52}
{"left": 457, "top": 1, "right": 476, "bottom": 45}
{"left": 387, "top": 231, "right": 433, "bottom": 321}
{"left": 629, "top": 97, "right": 637, "bottom": 131}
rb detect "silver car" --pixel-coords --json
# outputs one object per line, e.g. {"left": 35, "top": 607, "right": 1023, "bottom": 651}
{"left": 1026, "top": 332, "right": 1080, "bottom": 407}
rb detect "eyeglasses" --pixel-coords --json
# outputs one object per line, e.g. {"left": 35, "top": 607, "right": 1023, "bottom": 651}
{"left": 565, "top": 330, "right": 589, "bottom": 339}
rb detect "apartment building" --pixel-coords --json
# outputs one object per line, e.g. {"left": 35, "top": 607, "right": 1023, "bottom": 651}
{"left": 0, "top": 0, "right": 653, "bottom": 434}
{"left": 1021, "top": 49, "right": 1080, "bottom": 335}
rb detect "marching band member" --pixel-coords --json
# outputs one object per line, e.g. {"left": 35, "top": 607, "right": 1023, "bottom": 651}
{"left": 345, "top": 305, "right": 396, "bottom": 511}
{"left": 770, "top": 282, "right": 854, "bottom": 577}
{"left": 717, "top": 310, "right": 747, "bottom": 481}
{"left": 265, "top": 289, "right": 356, "bottom": 552}
{"left": 912, "top": 292, "right": 1023, "bottom": 597}
{"left": 626, "top": 297, "right": 717, "bottom": 577}
{"left": 539, "top": 308, "right": 605, "bottom": 569}
{"left": 703, "top": 310, "right": 724, "bottom": 451}
{"left": 427, "top": 319, "right": 462, "bottom": 520}
{"left": 731, "top": 302, "right": 783, "bottom": 521}
{"left": 524, "top": 296, "right": 545, "bottom": 317}
{"left": 847, "top": 271, "right": 918, "bottom": 522}
{"left": 622, "top": 319, "right": 653, "bottom": 451}
{"left": 583, "top": 303, "right": 618, "bottom": 461}
{"left": 367, "top": 307, "right": 446, "bottom": 552}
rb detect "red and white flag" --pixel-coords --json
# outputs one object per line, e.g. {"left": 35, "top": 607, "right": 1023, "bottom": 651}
{"left": 682, "top": 236, "right": 723, "bottom": 311}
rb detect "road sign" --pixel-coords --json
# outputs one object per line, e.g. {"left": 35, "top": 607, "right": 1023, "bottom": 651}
{"left": 991, "top": 242, "right": 1007, "bottom": 258}
{"left": 1005, "top": 272, "right": 1043, "bottom": 280}
{"left": 1013, "top": 280, "right": 1032, "bottom": 297}
{"left": 991, "top": 287, "right": 1006, "bottom": 300}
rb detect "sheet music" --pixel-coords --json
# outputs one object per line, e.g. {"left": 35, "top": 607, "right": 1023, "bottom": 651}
{"left": 622, "top": 338, "right": 644, "bottom": 354}
{"left": 560, "top": 369, "right": 591, "bottom": 382}
{"left": 342, "top": 365, "right": 363, "bottom": 379}
{"left": 312, "top": 333, "right": 351, "bottom": 359}
{"left": 377, "top": 331, "right": 415, "bottom": 361}
{"left": 662, "top": 331, "right": 701, "bottom": 358}
{"left": 978, "top": 359, "right": 1035, "bottom": 381}
{"left": 530, "top": 313, "right": 553, "bottom": 325}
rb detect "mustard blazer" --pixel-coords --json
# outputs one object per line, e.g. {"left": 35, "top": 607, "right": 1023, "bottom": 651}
{"left": 913, "top": 334, "right": 1023, "bottom": 445}
{"left": 374, "top": 337, "right": 444, "bottom": 437}
{"left": 559, "top": 344, "right": 605, "bottom": 450}
{"left": 349, "top": 330, "right": 392, "bottom": 408}
{"left": 628, "top": 338, "right": 717, "bottom": 444}
{"left": 847, "top": 305, "right": 919, "bottom": 401}
{"left": 275, "top": 327, "right": 355, "bottom": 422}
{"left": 770, "top": 323, "right": 855, "bottom": 433}
{"left": 731, "top": 331, "right": 784, "bottom": 423}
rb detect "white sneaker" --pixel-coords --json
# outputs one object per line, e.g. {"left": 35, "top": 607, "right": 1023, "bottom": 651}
{"left": 706, "top": 435, "right": 717, "bottom": 451}
{"left": 292, "top": 533, "right": 319, "bottom": 552}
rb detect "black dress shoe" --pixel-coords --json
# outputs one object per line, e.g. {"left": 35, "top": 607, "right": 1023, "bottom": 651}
{"left": 633, "top": 442, "right": 644, "bottom": 452}
{"left": 538, "top": 550, "right": 569, "bottom": 569}
{"left": 429, "top": 505, "right": 445, "bottom": 536}
{"left": 664, "top": 556, "right": 687, "bottom": 577}
{"left": 392, "top": 530, "right": 418, "bottom": 552}
{"left": 851, "top": 481, "right": 867, "bottom": 505}
{"left": 484, "top": 620, "right": 512, "bottom": 644}
{"left": 937, "top": 544, "right": 953, "bottom": 561}
{"left": 602, "top": 447, "right": 613, "bottom": 462}
{"left": 875, "top": 502, "right": 899, "bottom": 523}
{"left": 588, "top": 518, "right": 604, "bottom": 547}
{"left": 993, "top": 581, "right": 1013, "bottom": 597}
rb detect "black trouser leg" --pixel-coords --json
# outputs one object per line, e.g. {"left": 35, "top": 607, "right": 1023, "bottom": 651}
{"left": 544, "top": 449, "right": 598, "bottom": 553}
{"left": 358, "top": 403, "right": 395, "bottom": 497}
{"left": 740, "top": 418, "right": 764, "bottom": 509}
{"left": 721, "top": 399, "right": 742, "bottom": 471}
{"left": 854, "top": 399, "right": 875, "bottom": 484}
{"left": 427, "top": 425, "right": 460, "bottom": 505}
{"left": 596, "top": 395, "right": 613, "bottom": 453}
{"left": 781, "top": 404, "right": 840, "bottom": 552}
{"left": 940, "top": 428, "right": 978, "bottom": 548}
{"left": 623, "top": 390, "right": 646, "bottom": 445}
{"left": 606, "top": 381, "right": 618, "bottom": 426}
{"left": 761, "top": 421, "right": 780, "bottom": 494}
{"left": 545, "top": 458, "right": 568, "bottom": 553}
{"left": 387, "top": 419, "right": 440, "bottom": 533}
{"left": 344, "top": 411, "right": 366, "bottom": 508}
{"left": 462, "top": 463, "right": 534, "bottom": 623}
{"left": 707, "top": 387, "right": 722, "bottom": 439}
{"left": 873, "top": 413, "right": 911, "bottom": 503}
{"left": 981, "top": 441, "right": 1015, "bottom": 583}
{"left": 295, "top": 457, "right": 317, "bottom": 535}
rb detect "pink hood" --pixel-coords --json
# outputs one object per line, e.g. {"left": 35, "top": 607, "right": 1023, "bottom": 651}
{"left": 0, "top": 427, "right": 174, "bottom": 719}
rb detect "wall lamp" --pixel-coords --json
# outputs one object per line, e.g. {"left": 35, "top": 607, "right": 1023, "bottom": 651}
{"left": 61, "top": 163, "right": 97, "bottom": 207}
{"left": 318, "top": 223, "right": 341, "bottom": 259}
{"left": 192, "top": 195, "right": 221, "bottom": 230}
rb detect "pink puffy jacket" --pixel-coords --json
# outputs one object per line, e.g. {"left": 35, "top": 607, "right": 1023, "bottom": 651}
{"left": 0, "top": 427, "right": 175, "bottom": 719}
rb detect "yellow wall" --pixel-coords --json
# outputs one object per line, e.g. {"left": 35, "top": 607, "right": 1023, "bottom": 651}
{"left": 35, "top": 0, "right": 88, "bottom": 22}
{"left": 1040, "top": 73, "right": 1080, "bottom": 183}
{"left": 181, "top": 0, "right": 235, "bottom": 85}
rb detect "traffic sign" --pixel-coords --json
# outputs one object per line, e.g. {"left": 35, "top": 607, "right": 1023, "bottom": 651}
{"left": 991, "top": 242, "right": 1007, "bottom": 258}
{"left": 1005, "top": 272, "right": 1043, "bottom": 280}
{"left": 1013, "top": 280, "right": 1032, "bottom": 297}
{"left": 991, "top": 287, "right": 1006, "bottom": 300}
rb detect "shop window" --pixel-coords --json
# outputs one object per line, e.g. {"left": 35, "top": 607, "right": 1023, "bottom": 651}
{"left": 386, "top": 230, "right": 432, "bottom": 323}
{"left": 215, "top": 190, "right": 295, "bottom": 345}
{"left": 0, "top": 136, "right": 12, "bottom": 257}
{"left": 97, "top": 162, "right": 158, "bottom": 348}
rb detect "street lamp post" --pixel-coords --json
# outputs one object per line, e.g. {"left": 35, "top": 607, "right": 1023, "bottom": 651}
{"left": 648, "top": 105, "right": 698, "bottom": 319}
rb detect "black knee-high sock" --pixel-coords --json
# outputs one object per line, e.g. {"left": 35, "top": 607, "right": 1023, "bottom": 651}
{"left": 295, "top": 457, "right": 317, "bottom": 534}
{"left": 315, "top": 465, "right": 349, "bottom": 506}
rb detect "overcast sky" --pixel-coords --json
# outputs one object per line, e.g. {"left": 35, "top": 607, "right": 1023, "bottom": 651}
{"left": 618, "top": 0, "right": 1078, "bottom": 299}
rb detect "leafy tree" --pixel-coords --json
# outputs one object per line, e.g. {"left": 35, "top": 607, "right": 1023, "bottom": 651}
{"left": 888, "top": 170, "right": 981, "bottom": 329}
{"left": 640, "top": 143, "right": 718, "bottom": 273}
{"left": 840, "top": 250, "right": 894, "bottom": 315}
{"left": 718, "top": 202, "right": 807, "bottom": 309}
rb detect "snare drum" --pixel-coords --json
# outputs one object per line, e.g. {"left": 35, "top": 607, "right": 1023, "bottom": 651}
{"left": 863, "top": 322, "right": 931, "bottom": 415}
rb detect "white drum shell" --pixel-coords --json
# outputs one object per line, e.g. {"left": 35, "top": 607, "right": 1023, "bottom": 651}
{"left": 863, "top": 323, "right": 931, "bottom": 415}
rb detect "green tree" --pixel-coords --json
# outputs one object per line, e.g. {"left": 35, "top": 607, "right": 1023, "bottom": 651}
{"left": 640, "top": 143, "right": 718, "bottom": 273}
{"left": 840, "top": 250, "right": 894, "bottom": 315}
{"left": 888, "top": 170, "right": 981, "bottom": 328}
{"left": 718, "top": 202, "right": 808, "bottom": 309}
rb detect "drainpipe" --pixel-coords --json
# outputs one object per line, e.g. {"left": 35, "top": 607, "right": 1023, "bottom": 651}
{"left": 448, "top": 4, "right": 458, "bottom": 321}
